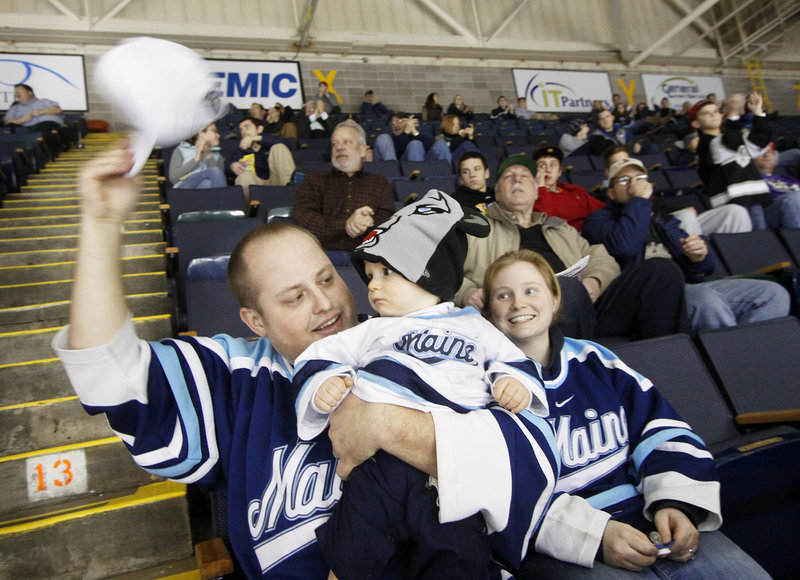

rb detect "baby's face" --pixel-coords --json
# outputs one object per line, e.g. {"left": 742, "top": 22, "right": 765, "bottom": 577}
{"left": 364, "top": 261, "right": 439, "bottom": 317}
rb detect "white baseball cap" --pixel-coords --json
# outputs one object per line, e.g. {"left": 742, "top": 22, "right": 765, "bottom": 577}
{"left": 95, "top": 37, "right": 224, "bottom": 175}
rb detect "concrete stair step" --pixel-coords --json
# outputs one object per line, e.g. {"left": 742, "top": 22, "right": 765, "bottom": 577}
{"left": 0, "top": 254, "right": 166, "bottom": 285}
{"left": 0, "top": 397, "right": 117, "bottom": 456}
{"left": 0, "top": 315, "right": 172, "bottom": 366}
{"left": 0, "top": 291, "right": 172, "bottom": 332}
{"left": 0, "top": 241, "right": 165, "bottom": 267}
{"left": 0, "top": 220, "right": 162, "bottom": 241}
{"left": 105, "top": 556, "right": 198, "bottom": 580}
{"left": 0, "top": 359, "right": 76, "bottom": 408}
{"left": 0, "top": 230, "right": 164, "bottom": 252}
{"left": 0, "top": 200, "right": 160, "bottom": 218}
{"left": 0, "top": 211, "right": 160, "bottom": 229}
{"left": 3, "top": 193, "right": 160, "bottom": 205}
{"left": 0, "top": 271, "right": 167, "bottom": 308}
{"left": 0, "top": 439, "right": 162, "bottom": 520}
{"left": 0, "top": 481, "right": 191, "bottom": 580}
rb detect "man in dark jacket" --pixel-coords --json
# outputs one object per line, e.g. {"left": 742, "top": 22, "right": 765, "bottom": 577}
{"left": 583, "top": 158, "right": 790, "bottom": 331}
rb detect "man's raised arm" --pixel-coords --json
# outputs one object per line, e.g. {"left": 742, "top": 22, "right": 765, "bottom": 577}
{"left": 68, "top": 145, "right": 141, "bottom": 349}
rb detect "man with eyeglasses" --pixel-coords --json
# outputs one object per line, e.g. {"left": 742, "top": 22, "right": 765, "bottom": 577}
{"left": 583, "top": 158, "right": 790, "bottom": 331}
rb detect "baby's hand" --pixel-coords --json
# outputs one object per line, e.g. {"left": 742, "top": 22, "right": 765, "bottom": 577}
{"left": 314, "top": 376, "right": 351, "bottom": 413}
{"left": 493, "top": 377, "right": 532, "bottom": 414}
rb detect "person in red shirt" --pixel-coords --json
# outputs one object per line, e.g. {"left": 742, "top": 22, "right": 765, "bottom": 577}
{"left": 532, "top": 146, "right": 605, "bottom": 231}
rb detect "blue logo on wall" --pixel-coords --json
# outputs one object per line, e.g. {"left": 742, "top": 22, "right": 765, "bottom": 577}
{"left": 0, "top": 59, "right": 78, "bottom": 89}
{"left": 525, "top": 74, "right": 598, "bottom": 109}
{"left": 212, "top": 72, "right": 299, "bottom": 99}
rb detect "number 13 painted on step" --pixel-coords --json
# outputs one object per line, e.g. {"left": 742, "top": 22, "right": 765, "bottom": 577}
{"left": 26, "top": 450, "right": 88, "bottom": 501}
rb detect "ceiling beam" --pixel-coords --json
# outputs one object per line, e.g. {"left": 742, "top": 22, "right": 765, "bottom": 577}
{"left": 93, "top": 0, "right": 135, "bottom": 29}
{"left": 470, "top": 0, "right": 484, "bottom": 46}
{"left": 487, "top": 0, "right": 529, "bottom": 44}
{"left": 666, "top": 0, "right": 713, "bottom": 37}
{"left": 415, "top": 0, "right": 477, "bottom": 44}
{"left": 47, "top": 0, "right": 82, "bottom": 23}
{"left": 674, "top": 0, "right": 759, "bottom": 57}
{"left": 628, "top": 0, "right": 720, "bottom": 67}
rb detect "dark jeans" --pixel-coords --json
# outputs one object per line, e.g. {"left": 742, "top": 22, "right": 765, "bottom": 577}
{"left": 558, "top": 258, "right": 689, "bottom": 340}
{"left": 316, "top": 451, "right": 491, "bottom": 580}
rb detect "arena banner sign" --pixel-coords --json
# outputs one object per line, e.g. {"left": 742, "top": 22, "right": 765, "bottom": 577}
{"left": 207, "top": 59, "right": 304, "bottom": 111}
{"left": 0, "top": 53, "right": 87, "bottom": 111}
{"left": 512, "top": 69, "right": 612, "bottom": 113}
{"left": 642, "top": 74, "right": 725, "bottom": 106}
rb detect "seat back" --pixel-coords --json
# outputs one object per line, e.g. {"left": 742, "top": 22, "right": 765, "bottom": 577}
{"left": 363, "top": 160, "right": 401, "bottom": 178}
{"left": 565, "top": 170, "right": 604, "bottom": 193}
{"left": 399, "top": 159, "right": 453, "bottom": 178}
{"left": 185, "top": 279, "right": 254, "bottom": 337}
{"left": 711, "top": 230, "right": 796, "bottom": 275}
{"left": 697, "top": 317, "right": 800, "bottom": 420}
{"left": 172, "top": 218, "right": 261, "bottom": 280}
{"left": 165, "top": 186, "right": 247, "bottom": 227}
{"left": 249, "top": 185, "right": 297, "bottom": 219}
{"left": 779, "top": 227, "right": 800, "bottom": 265}
{"left": 392, "top": 179, "right": 456, "bottom": 203}
{"left": 611, "top": 333, "right": 740, "bottom": 445}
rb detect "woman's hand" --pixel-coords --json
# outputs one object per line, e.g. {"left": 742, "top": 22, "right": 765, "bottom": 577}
{"left": 654, "top": 508, "right": 699, "bottom": 563}
{"left": 602, "top": 520, "right": 658, "bottom": 571}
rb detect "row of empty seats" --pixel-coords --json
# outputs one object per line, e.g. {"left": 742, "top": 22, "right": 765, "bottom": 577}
{"left": 611, "top": 319, "right": 800, "bottom": 579}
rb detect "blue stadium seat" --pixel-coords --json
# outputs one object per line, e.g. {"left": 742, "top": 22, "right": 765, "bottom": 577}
{"left": 663, "top": 166, "right": 703, "bottom": 193}
{"left": 710, "top": 230, "right": 796, "bottom": 275}
{"left": 293, "top": 148, "right": 326, "bottom": 164}
{"left": 249, "top": 184, "right": 297, "bottom": 220}
{"left": 363, "top": 160, "right": 401, "bottom": 178}
{"left": 562, "top": 155, "right": 596, "bottom": 172}
{"left": 168, "top": 218, "right": 261, "bottom": 330}
{"left": 565, "top": 170, "right": 604, "bottom": 194}
{"left": 399, "top": 159, "right": 453, "bottom": 179}
{"left": 162, "top": 186, "right": 249, "bottom": 242}
{"left": 185, "top": 279, "right": 255, "bottom": 338}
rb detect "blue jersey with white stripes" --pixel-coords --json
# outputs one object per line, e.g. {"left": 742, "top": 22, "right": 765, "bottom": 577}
{"left": 81, "top": 334, "right": 338, "bottom": 579}
{"left": 543, "top": 332, "right": 719, "bottom": 531}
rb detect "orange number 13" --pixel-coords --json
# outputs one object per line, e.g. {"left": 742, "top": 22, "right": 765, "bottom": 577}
{"left": 34, "top": 459, "right": 74, "bottom": 491}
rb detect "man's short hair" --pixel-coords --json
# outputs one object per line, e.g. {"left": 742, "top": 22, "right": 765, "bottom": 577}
{"left": 334, "top": 119, "right": 367, "bottom": 146}
{"left": 250, "top": 103, "right": 265, "bottom": 111}
{"left": 228, "top": 223, "right": 322, "bottom": 310}
{"left": 239, "top": 116, "right": 262, "bottom": 128}
{"left": 497, "top": 95, "right": 506, "bottom": 103}
{"left": 14, "top": 83, "right": 34, "bottom": 97}
{"left": 602, "top": 145, "right": 628, "bottom": 169}
{"left": 458, "top": 151, "right": 488, "bottom": 171}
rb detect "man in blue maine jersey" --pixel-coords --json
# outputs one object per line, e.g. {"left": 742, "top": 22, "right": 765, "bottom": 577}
{"left": 53, "top": 144, "right": 559, "bottom": 578}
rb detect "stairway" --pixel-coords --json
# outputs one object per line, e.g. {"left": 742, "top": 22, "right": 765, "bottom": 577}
{"left": 0, "top": 134, "right": 197, "bottom": 579}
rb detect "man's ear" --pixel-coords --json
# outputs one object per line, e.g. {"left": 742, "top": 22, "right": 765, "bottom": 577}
{"left": 691, "top": 120, "right": 700, "bottom": 130}
{"left": 256, "top": 124, "right": 264, "bottom": 134}
{"left": 483, "top": 167, "right": 490, "bottom": 181}
{"left": 240, "top": 307, "right": 267, "bottom": 337}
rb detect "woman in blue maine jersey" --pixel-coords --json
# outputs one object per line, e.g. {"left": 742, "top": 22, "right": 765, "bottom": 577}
{"left": 483, "top": 249, "right": 769, "bottom": 579}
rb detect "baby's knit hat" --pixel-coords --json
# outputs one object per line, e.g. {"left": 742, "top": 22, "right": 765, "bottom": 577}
{"left": 351, "top": 190, "right": 490, "bottom": 302}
